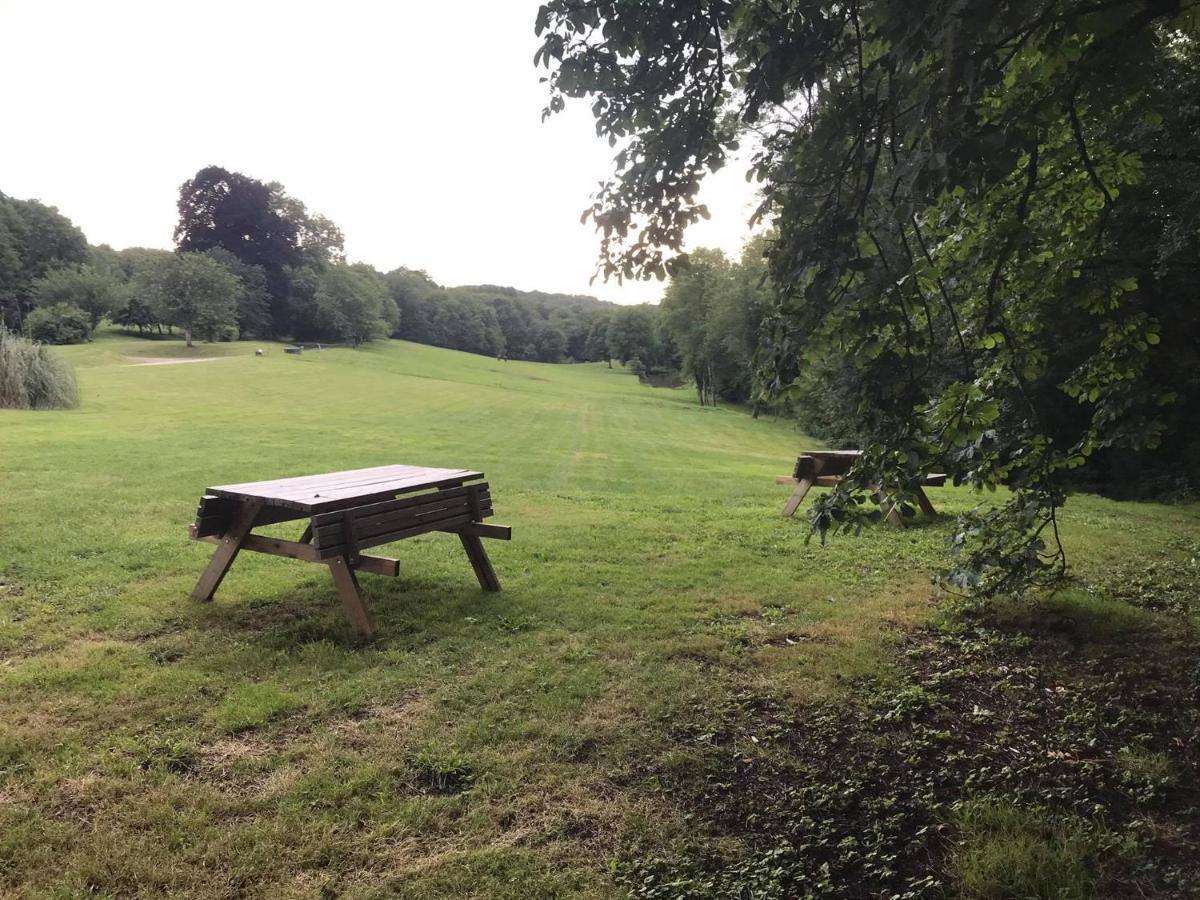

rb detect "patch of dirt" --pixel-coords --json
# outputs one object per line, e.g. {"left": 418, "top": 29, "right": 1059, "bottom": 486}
{"left": 621, "top": 603, "right": 1200, "bottom": 898}
{"left": 123, "top": 356, "right": 227, "bottom": 366}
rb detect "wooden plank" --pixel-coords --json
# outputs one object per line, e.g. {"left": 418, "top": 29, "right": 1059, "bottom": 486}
{"left": 453, "top": 522, "right": 512, "bottom": 540}
{"left": 327, "top": 555, "right": 375, "bottom": 637}
{"left": 190, "top": 500, "right": 263, "bottom": 602}
{"left": 192, "top": 533, "right": 318, "bottom": 561}
{"left": 207, "top": 466, "right": 485, "bottom": 511}
{"left": 312, "top": 494, "right": 491, "bottom": 542}
{"left": 317, "top": 510, "right": 479, "bottom": 559}
{"left": 312, "top": 497, "right": 492, "bottom": 547}
{"left": 193, "top": 533, "right": 399, "bottom": 576}
{"left": 778, "top": 474, "right": 842, "bottom": 488}
{"left": 210, "top": 473, "right": 484, "bottom": 514}
{"left": 353, "top": 555, "right": 400, "bottom": 577}
{"left": 211, "top": 464, "right": 473, "bottom": 496}
{"left": 459, "top": 533, "right": 501, "bottom": 592}
{"left": 295, "top": 475, "right": 480, "bottom": 512}
{"left": 310, "top": 485, "right": 489, "bottom": 530}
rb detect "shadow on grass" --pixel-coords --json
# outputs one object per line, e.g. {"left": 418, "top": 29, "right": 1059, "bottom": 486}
{"left": 194, "top": 572, "right": 511, "bottom": 652}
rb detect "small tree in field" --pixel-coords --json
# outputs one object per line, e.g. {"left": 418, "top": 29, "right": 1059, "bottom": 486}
{"left": 137, "top": 252, "right": 239, "bottom": 347}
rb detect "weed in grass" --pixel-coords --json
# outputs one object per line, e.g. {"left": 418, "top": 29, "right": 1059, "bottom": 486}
{"left": 949, "top": 799, "right": 1108, "bottom": 900}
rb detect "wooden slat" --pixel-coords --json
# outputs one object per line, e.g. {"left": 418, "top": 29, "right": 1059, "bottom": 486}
{"left": 316, "top": 511, "right": 478, "bottom": 559}
{"left": 211, "top": 464, "right": 465, "bottom": 495}
{"left": 207, "top": 465, "right": 485, "bottom": 511}
{"left": 452, "top": 522, "right": 512, "bottom": 540}
{"left": 312, "top": 497, "right": 493, "bottom": 548}
{"left": 310, "top": 485, "right": 489, "bottom": 529}
{"left": 193, "top": 532, "right": 400, "bottom": 575}
{"left": 354, "top": 555, "right": 400, "bottom": 577}
{"left": 315, "top": 506, "right": 484, "bottom": 558}
{"left": 213, "top": 474, "right": 483, "bottom": 514}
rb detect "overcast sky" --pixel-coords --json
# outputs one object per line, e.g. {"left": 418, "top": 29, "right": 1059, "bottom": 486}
{"left": 0, "top": 0, "right": 761, "bottom": 304}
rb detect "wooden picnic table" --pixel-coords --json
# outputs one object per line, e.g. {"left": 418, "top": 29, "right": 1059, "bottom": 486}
{"left": 776, "top": 450, "right": 946, "bottom": 523}
{"left": 188, "top": 465, "right": 511, "bottom": 638}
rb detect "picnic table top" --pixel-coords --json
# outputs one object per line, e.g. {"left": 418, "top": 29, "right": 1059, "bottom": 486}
{"left": 207, "top": 464, "right": 484, "bottom": 513}
{"left": 799, "top": 449, "right": 861, "bottom": 457}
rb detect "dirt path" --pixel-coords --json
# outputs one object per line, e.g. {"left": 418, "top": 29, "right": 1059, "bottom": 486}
{"left": 123, "top": 356, "right": 229, "bottom": 367}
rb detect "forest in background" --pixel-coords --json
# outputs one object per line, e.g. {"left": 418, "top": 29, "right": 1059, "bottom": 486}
{"left": 0, "top": 168, "right": 684, "bottom": 371}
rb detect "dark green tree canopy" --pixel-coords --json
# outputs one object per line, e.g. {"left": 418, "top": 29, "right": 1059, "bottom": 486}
{"left": 538, "top": 0, "right": 1200, "bottom": 593}
{"left": 175, "top": 166, "right": 300, "bottom": 271}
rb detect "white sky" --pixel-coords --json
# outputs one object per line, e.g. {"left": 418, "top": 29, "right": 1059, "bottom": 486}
{"left": 0, "top": 0, "right": 761, "bottom": 305}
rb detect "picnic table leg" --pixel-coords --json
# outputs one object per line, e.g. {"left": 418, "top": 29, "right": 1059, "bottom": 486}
{"left": 297, "top": 522, "right": 313, "bottom": 543}
{"left": 328, "top": 555, "right": 376, "bottom": 638}
{"left": 915, "top": 486, "right": 938, "bottom": 517}
{"left": 870, "top": 486, "right": 905, "bottom": 527}
{"left": 781, "top": 478, "right": 814, "bottom": 517}
{"left": 782, "top": 457, "right": 826, "bottom": 517}
{"left": 459, "top": 533, "right": 501, "bottom": 591}
{"left": 191, "top": 500, "right": 263, "bottom": 602}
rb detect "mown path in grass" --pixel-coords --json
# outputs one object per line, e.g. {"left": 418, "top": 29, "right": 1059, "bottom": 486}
{"left": 1, "top": 334, "right": 1197, "bottom": 898}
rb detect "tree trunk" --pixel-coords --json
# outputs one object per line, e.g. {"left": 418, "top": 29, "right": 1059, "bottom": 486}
{"left": 184, "top": 327, "right": 193, "bottom": 348}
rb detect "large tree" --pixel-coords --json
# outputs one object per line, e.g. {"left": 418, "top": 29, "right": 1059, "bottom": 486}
{"left": 174, "top": 166, "right": 300, "bottom": 335}
{"left": 537, "top": 0, "right": 1200, "bottom": 593}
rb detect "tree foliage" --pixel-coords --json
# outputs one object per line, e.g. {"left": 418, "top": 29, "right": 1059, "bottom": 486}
{"left": 0, "top": 193, "right": 88, "bottom": 329}
{"left": 135, "top": 252, "right": 240, "bottom": 347}
{"left": 30, "top": 265, "right": 123, "bottom": 334}
{"left": 537, "top": 0, "right": 1200, "bottom": 594}
{"left": 313, "top": 264, "right": 397, "bottom": 346}
{"left": 386, "top": 268, "right": 629, "bottom": 363}
{"left": 25, "top": 303, "right": 91, "bottom": 345}
{"left": 660, "top": 239, "right": 772, "bottom": 405}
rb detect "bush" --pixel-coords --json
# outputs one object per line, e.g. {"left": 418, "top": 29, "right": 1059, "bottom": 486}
{"left": 0, "top": 328, "right": 80, "bottom": 409}
{"left": 26, "top": 303, "right": 91, "bottom": 345}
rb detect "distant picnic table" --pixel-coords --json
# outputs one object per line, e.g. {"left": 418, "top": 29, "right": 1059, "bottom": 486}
{"left": 188, "top": 465, "right": 511, "bottom": 638}
{"left": 776, "top": 450, "right": 946, "bottom": 523}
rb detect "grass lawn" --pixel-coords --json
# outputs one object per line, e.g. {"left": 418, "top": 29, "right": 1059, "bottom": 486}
{"left": 1, "top": 333, "right": 1197, "bottom": 898}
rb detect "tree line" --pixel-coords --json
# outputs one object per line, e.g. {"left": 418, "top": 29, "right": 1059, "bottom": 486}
{"left": 1, "top": 167, "right": 691, "bottom": 369}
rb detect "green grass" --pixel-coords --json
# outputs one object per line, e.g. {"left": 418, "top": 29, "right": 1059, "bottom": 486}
{"left": 1, "top": 332, "right": 1197, "bottom": 897}
{"left": 949, "top": 799, "right": 1112, "bottom": 900}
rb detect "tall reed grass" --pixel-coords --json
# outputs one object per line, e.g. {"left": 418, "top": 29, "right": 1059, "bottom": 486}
{"left": 0, "top": 327, "right": 80, "bottom": 410}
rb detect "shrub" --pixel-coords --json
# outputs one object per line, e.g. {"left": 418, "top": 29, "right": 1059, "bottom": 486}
{"left": 26, "top": 303, "right": 91, "bottom": 345}
{"left": 0, "top": 328, "right": 80, "bottom": 409}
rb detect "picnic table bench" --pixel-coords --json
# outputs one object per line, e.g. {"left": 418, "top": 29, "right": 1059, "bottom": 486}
{"left": 188, "top": 465, "right": 511, "bottom": 638}
{"left": 776, "top": 450, "right": 946, "bottom": 523}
